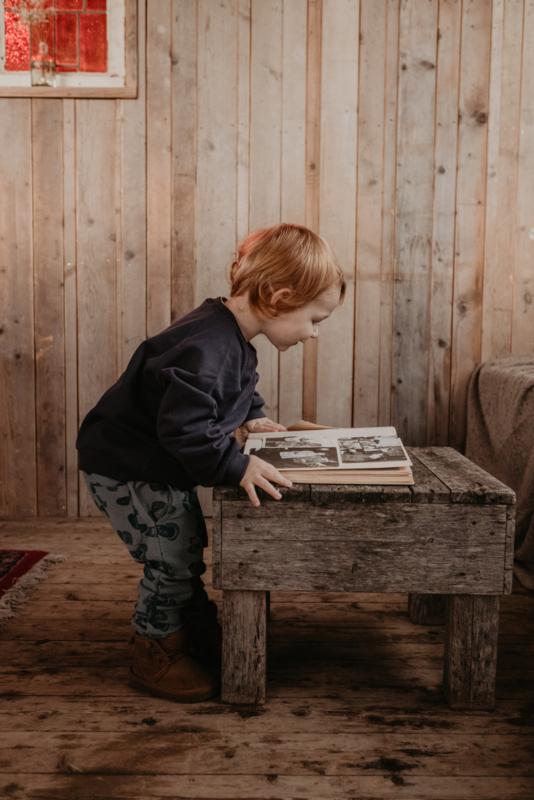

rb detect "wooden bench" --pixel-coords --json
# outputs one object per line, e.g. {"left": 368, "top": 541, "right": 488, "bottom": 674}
{"left": 213, "top": 447, "right": 515, "bottom": 709}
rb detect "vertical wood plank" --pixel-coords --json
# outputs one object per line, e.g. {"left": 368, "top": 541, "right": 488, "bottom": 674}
{"left": 197, "top": 0, "right": 238, "bottom": 303}
{"left": 354, "top": 0, "right": 387, "bottom": 426}
{"left": 236, "top": 0, "right": 251, "bottom": 253}
{"left": 317, "top": 0, "right": 358, "bottom": 427}
{"left": 236, "top": 0, "right": 251, "bottom": 250}
{"left": 504, "top": 503, "right": 516, "bottom": 594}
{"left": 76, "top": 100, "right": 119, "bottom": 516}
{"left": 248, "top": 0, "right": 283, "bottom": 421}
{"left": 427, "top": 0, "right": 461, "bottom": 446}
{"left": 444, "top": 594, "right": 500, "bottom": 709}
{"left": 171, "top": 0, "right": 197, "bottom": 321}
{"left": 377, "top": 0, "right": 399, "bottom": 427}
{"left": 63, "top": 100, "right": 79, "bottom": 518}
{"left": 0, "top": 100, "right": 36, "bottom": 516}
{"left": 278, "top": 0, "right": 307, "bottom": 426}
{"left": 221, "top": 589, "right": 267, "bottom": 704}
{"left": 196, "top": 0, "right": 238, "bottom": 518}
{"left": 231, "top": 1, "right": 251, "bottom": 519}
{"left": 146, "top": 0, "right": 172, "bottom": 335}
{"left": 481, "top": 0, "right": 504, "bottom": 360}
{"left": 513, "top": 0, "right": 534, "bottom": 355}
{"left": 211, "top": 500, "right": 222, "bottom": 588}
{"left": 482, "top": 0, "right": 523, "bottom": 360}
{"left": 303, "top": 0, "right": 323, "bottom": 422}
{"left": 449, "top": 0, "right": 492, "bottom": 451}
{"left": 32, "top": 99, "right": 67, "bottom": 515}
{"left": 118, "top": 0, "right": 147, "bottom": 368}
{"left": 393, "top": 0, "right": 438, "bottom": 445}
{"left": 233, "top": 0, "right": 251, "bottom": 500}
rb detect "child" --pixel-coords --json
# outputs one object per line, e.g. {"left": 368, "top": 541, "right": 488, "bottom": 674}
{"left": 76, "top": 222, "right": 345, "bottom": 702}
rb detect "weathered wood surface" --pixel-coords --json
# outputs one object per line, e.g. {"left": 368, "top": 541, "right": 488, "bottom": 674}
{"left": 1, "top": 657, "right": 531, "bottom": 699}
{"left": 0, "top": 519, "right": 533, "bottom": 799}
{"left": 62, "top": 99, "right": 79, "bottom": 518}
{"left": 1, "top": 2, "right": 533, "bottom": 518}
{"left": 2, "top": 729, "right": 534, "bottom": 776}
{"left": 146, "top": 0, "right": 172, "bottom": 335}
{"left": 76, "top": 98, "right": 118, "bottom": 517}
{"left": 3, "top": 775, "right": 534, "bottom": 800}
{"left": 410, "top": 448, "right": 516, "bottom": 504}
{"left": 316, "top": 0, "right": 358, "bottom": 428}
{"left": 504, "top": 504, "right": 516, "bottom": 593}
{"left": 513, "top": 0, "right": 534, "bottom": 353}
{"left": 118, "top": 0, "right": 147, "bottom": 373}
{"left": 32, "top": 99, "right": 67, "bottom": 516}
{"left": 449, "top": 0, "right": 493, "bottom": 452}
{"left": 215, "top": 449, "right": 514, "bottom": 706}
{"left": 444, "top": 595, "right": 500, "bottom": 710}
{"left": 1, "top": 691, "right": 531, "bottom": 735}
{"left": 278, "top": 0, "right": 307, "bottom": 426}
{"left": 211, "top": 494, "right": 222, "bottom": 587}
{"left": 0, "top": 99, "right": 36, "bottom": 517}
{"left": 214, "top": 447, "right": 516, "bottom": 506}
{"left": 393, "top": 0, "right": 438, "bottom": 445}
{"left": 428, "top": 0, "right": 461, "bottom": 446}
{"left": 218, "top": 501, "right": 508, "bottom": 593}
{"left": 248, "top": 0, "right": 283, "bottom": 421}
{"left": 2, "top": 598, "right": 532, "bottom": 644}
{"left": 354, "top": 0, "right": 388, "bottom": 427}
{"left": 221, "top": 590, "right": 267, "bottom": 704}
{"left": 482, "top": 0, "right": 524, "bottom": 361}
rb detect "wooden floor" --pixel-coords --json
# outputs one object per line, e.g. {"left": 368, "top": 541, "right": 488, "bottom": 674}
{"left": 1, "top": 518, "right": 533, "bottom": 800}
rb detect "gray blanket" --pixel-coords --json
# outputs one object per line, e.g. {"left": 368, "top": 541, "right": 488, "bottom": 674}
{"left": 466, "top": 356, "right": 534, "bottom": 590}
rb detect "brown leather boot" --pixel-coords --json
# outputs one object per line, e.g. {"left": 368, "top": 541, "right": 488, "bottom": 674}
{"left": 129, "top": 629, "right": 219, "bottom": 702}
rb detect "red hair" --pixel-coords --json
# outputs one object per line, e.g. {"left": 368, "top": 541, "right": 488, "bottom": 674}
{"left": 228, "top": 223, "right": 346, "bottom": 317}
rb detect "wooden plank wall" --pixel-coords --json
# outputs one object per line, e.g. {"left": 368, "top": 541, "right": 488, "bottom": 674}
{"left": 0, "top": 0, "right": 533, "bottom": 518}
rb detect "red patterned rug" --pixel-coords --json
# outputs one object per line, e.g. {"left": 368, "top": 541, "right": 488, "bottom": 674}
{"left": 0, "top": 549, "right": 63, "bottom": 623}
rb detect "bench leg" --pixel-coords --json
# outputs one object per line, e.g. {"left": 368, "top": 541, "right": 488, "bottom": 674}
{"left": 408, "top": 593, "right": 447, "bottom": 625}
{"left": 221, "top": 589, "right": 267, "bottom": 704}
{"left": 444, "top": 595, "right": 500, "bottom": 709}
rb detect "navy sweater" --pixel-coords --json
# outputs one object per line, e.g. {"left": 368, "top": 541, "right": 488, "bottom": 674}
{"left": 76, "top": 297, "right": 265, "bottom": 489}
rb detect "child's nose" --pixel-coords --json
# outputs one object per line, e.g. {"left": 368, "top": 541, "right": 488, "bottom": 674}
{"left": 311, "top": 326, "right": 319, "bottom": 338}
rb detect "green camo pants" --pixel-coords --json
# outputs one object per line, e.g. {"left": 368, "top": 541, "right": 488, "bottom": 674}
{"left": 82, "top": 471, "right": 209, "bottom": 637}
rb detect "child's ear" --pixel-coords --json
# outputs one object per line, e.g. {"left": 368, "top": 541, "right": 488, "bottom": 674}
{"left": 269, "top": 287, "right": 293, "bottom": 312}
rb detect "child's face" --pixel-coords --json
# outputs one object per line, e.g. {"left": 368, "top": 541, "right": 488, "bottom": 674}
{"left": 260, "top": 284, "right": 342, "bottom": 351}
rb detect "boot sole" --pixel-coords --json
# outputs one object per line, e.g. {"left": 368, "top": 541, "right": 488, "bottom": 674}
{"left": 129, "top": 671, "right": 219, "bottom": 703}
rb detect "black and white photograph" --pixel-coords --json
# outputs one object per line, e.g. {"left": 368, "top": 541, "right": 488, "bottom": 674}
{"left": 248, "top": 443, "right": 340, "bottom": 470}
{"left": 339, "top": 435, "right": 408, "bottom": 465}
{"left": 263, "top": 434, "right": 326, "bottom": 449}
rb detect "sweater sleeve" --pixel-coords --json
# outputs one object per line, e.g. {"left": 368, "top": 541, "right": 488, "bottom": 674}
{"left": 245, "top": 392, "right": 266, "bottom": 422}
{"left": 155, "top": 359, "right": 250, "bottom": 487}
{"left": 244, "top": 372, "right": 266, "bottom": 422}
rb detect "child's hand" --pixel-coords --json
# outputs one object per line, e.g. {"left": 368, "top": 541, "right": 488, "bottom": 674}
{"left": 244, "top": 417, "right": 287, "bottom": 433}
{"left": 239, "top": 454, "right": 293, "bottom": 507}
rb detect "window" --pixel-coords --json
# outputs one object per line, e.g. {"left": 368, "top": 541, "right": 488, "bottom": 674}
{"left": 0, "top": 0, "right": 136, "bottom": 97}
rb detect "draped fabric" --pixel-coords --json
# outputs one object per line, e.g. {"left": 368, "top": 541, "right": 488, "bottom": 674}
{"left": 466, "top": 357, "right": 534, "bottom": 591}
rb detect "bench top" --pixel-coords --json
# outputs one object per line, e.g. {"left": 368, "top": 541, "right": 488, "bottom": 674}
{"left": 213, "top": 446, "right": 516, "bottom": 505}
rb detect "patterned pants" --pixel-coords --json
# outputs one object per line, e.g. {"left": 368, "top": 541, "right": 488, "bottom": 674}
{"left": 82, "top": 471, "right": 209, "bottom": 637}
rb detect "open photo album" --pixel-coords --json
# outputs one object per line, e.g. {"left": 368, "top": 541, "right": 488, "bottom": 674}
{"left": 243, "top": 420, "right": 414, "bottom": 485}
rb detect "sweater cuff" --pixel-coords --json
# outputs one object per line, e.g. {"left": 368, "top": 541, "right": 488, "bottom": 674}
{"left": 221, "top": 450, "right": 250, "bottom": 486}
